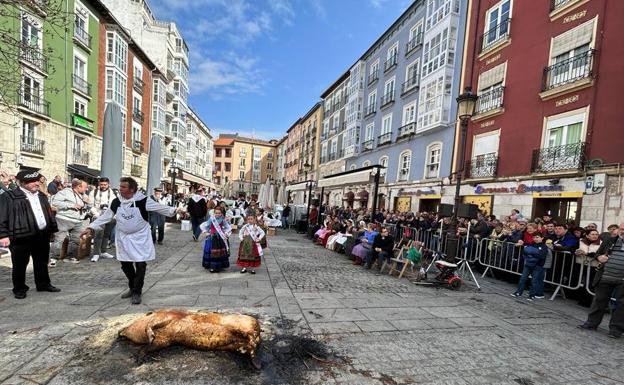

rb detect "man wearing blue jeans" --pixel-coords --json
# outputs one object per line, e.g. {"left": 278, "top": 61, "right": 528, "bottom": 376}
{"left": 511, "top": 233, "right": 547, "bottom": 301}
{"left": 281, "top": 204, "right": 291, "bottom": 229}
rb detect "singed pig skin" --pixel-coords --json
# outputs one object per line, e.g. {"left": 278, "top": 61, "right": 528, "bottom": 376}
{"left": 119, "top": 310, "right": 262, "bottom": 362}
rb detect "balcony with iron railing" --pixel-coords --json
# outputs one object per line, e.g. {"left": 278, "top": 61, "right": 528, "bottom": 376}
{"left": 367, "top": 70, "right": 379, "bottom": 86}
{"left": 20, "top": 136, "right": 45, "bottom": 156}
{"left": 73, "top": 25, "right": 92, "bottom": 49}
{"left": 364, "top": 103, "right": 376, "bottom": 117}
{"left": 466, "top": 153, "right": 498, "bottom": 178}
{"left": 133, "top": 109, "right": 144, "bottom": 124}
{"left": 380, "top": 91, "right": 395, "bottom": 108}
{"left": 20, "top": 46, "right": 48, "bottom": 73}
{"left": 72, "top": 73, "right": 91, "bottom": 97}
{"left": 133, "top": 76, "right": 144, "bottom": 94}
{"left": 542, "top": 49, "right": 594, "bottom": 92}
{"left": 361, "top": 139, "right": 374, "bottom": 152}
{"left": 531, "top": 142, "right": 585, "bottom": 173}
{"left": 73, "top": 151, "right": 89, "bottom": 165}
{"left": 405, "top": 33, "right": 423, "bottom": 56}
{"left": 475, "top": 85, "right": 504, "bottom": 115}
{"left": 384, "top": 54, "right": 398, "bottom": 72}
{"left": 401, "top": 75, "right": 420, "bottom": 96}
{"left": 18, "top": 91, "right": 50, "bottom": 117}
{"left": 131, "top": 164, "right": 142, "bottom": 177}
{"left": 480, "top": 18, "right": 511, "bottom": 53}
{"left": 378, "top": 132, "right": 392, "bottom": 146}
{"left": 396, "top": 123, "right": 415, "bottom": 140}
{"left": 132, "top": 140, "right": 144, "bottom": 153}
{"left": 550, "top": 0, "right": 576, "bottom": 11}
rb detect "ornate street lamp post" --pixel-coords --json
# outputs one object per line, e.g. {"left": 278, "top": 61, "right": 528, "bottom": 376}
{"left": 304, "top": 162, "right": 313, "bottom": 224}
{"left": 453, "top": 87, "right": 478, "bottom": 221}
{"left": 170, "top": 146, "right": 178, "bottom": 207}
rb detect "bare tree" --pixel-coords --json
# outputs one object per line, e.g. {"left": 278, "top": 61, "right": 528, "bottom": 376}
{"left": 0, "top": 0, "right": 71, "bottom": 112}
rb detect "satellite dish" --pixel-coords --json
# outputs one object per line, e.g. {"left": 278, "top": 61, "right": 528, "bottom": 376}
{"left": 587, "top": 158, "right": 604, "bottom": 168}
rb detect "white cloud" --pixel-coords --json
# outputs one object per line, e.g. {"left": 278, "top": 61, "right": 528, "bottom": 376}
{"left": 189, "top": 52, "right": 266, "bottom": 99}
{"left": 268, "top": 0, "right": 296, "bottom": 25}
{"left": 309, "top": 0, "right": 327, "bottom": 19}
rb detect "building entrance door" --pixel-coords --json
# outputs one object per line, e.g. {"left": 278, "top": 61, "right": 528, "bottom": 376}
{"left": 419, "top": 198, "right": 440, "bottom": 213}
{"left": 532, "top": 198, "right": 581, "bottom": 225}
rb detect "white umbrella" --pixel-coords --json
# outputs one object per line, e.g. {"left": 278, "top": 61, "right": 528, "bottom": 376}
{"left": 258, "top": 183, "right": 266, "bottom": 208}
{"left": 276, "top": 183, "right": 285, "bottom": 205}
{"left": 261, "top": 178, "right": 272, "bottom": 208}
{"left": 267, "top": 183, "right": 276, "bottom": 209}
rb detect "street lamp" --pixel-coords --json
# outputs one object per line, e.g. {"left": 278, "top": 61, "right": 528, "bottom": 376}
{"left": 452, "top": 87, "right": 478, "bottom": 221}
{"left": 170, "top": 146, "right": 178, "bottom": 207}
{"left": 304, "top": 162, "right": 313, "bottom": 224}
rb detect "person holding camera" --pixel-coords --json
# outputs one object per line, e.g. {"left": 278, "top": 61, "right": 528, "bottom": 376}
{"left": 49, "top": 179, "right": 90, "bottom": 266}
{"left": 88, "top": 177, "right": 118, "bottom": 262}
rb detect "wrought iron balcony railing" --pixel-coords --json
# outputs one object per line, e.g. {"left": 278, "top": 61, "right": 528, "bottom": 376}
{"left": 531, "top": 142, "right": 585, "bottom": 173}
{"left": 466, "top": 153, "right": 498, "bottom": 178}
{"left": 550, "top": 0, "right": 574, "bottom": 11}
{"left": 72, "top": 73, "right": 91, "bottom": 96}
{"left": 542, "top": 49, "right": 594, "bottom": 91}
{"left": 401, "top": 75, "right": 420, "bottom": 95}
{"left": 364, "top": 103, "right": 376, "bottom": 117}
{"left": 378, "top": 132, "right": 392, "bottom": 146}
{"left": 18, "top": 91, "right": 50, "bottom": 117}
{"left": 361, "top": 139, "right": 374, "bottom": 152}
{"left": 480, "top": 18, "right": 511, "bottom": 53}
{"left": 132, "top": 140, "right": 144, "bottom": 152}
{"left": 133, "top": 109, "right": 144, "bottom": 124}
{"left": 73, "top": 151, "right": 89, "bottom": 165}
{"left": 397, "top": 123, "right": 415, "bottom": 139}
{"left": 133, "top": 76, "right": 144, "bottom": 94}
{"left": 405, "top": 33, "right": 423, "bottom": 56}
{"left": 476, "top": 85, "right": 504, "bottom": 114}
{"left": 73, "top": 26, "right": 92, "bottom": 48}
{"left": 131, "top": 164, "right": 142, "bottom": 177}
{"left": 20, "top": 47, "right": 48, "bottom": 73}
{"left": 367, "top": 70, "right": 379, "bottom": 86}
{"left": 380, "top": 91, "right": 395, "bottom": 107}
{"left": 20, "top": 136, "right": 45, "bottom": 156}
{"left": 384, "top": 54, "right": 398, "bottom": 72}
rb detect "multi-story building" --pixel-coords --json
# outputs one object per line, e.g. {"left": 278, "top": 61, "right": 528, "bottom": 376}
{"left": 318, "top": 72, "right": 350, "bottom": 205}
{"left": 183, "top": 108, "right": 214, "bottom": 191}
{"left": 229, "top": 135, "right": 277, "bottom": 198}
{"left": 275, "top": 136, "right": 287, "bottom": 184}
{"left": 101, "top": 0, "right": 191, "bottom": 185}
{"left": 284, "top": 119, "right": 302, "bottom": 184}
{"left": 455, "top": 0, "right": 624, "bottom": 229}
{"left": 0, "top": 0, "right": 157, "bottom": 187}
{"left": 298, "top": 103, "right": 322, "bottom": 182}
{"left": 213, "top": 137, "right": 234, "bottom": 191}
{"left": 346, "top": 0, "right": 468, "bottom": 213}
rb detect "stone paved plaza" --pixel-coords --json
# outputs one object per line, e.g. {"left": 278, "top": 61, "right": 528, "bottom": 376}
{"left": 0, "top": 226, "right": 623, "bottom": 385}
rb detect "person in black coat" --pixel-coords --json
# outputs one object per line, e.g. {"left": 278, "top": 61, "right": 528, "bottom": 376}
{"left": 0, "top": 171, "right": 60, "bottom": 299}
{"left": 187, "top": 189, "right": 208, "bottom": 241}
{"left": 366, "top": 227, "right": 394, "bottom": 270}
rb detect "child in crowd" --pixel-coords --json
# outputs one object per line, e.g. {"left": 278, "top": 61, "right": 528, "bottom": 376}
{"left": 237, "top": 215, "right": 265, "bottom": 274}
{"left": 511, "top": 232, "right": 548, "bottom": 301}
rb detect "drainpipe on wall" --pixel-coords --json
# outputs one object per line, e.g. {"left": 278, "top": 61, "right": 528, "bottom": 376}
{"left": 63, "top": 0, "right": 70, "bottom": 179}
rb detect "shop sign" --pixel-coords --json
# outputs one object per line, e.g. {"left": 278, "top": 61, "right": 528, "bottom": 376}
{"left": 474, "top": 184, "right": 564, "bottom": 194}
{"left": 72, "top": 114, "right": 94, "bottom": 132}
{"left": 399, "top": 189, "right": 438, "bottom": 197}
{"left": 532, "top": 191, "right": 583, "bottom": 198}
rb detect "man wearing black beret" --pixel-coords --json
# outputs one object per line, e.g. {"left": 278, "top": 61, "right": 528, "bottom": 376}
{"left": 0, "top": 170, "right": 60, "bottom": 299}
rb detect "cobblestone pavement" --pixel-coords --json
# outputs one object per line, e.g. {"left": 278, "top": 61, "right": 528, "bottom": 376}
{"left": 0, "top": 226, "right": 622, "bottom": 385}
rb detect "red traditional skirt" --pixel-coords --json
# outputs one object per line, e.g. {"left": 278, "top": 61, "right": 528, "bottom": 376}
{"left": 236, "top": 235, "right": 261, "bottom": 268}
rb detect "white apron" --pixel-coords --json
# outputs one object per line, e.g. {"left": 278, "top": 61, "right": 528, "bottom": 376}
{"left": 114, "top": 201, "right": 155, "bottom": 262}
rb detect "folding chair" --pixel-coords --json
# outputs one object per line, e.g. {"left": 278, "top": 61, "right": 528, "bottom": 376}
{"left": 381, "top": 240, "right": 413, "bottom": 277}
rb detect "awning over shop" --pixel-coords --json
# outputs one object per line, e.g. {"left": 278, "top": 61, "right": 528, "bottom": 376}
{"left": 285, "top": 181, "right": 311, "bottom": 192}
{"left": 317, "top": 166, "right": 376, "bottom": 188}
{"left": 176, "top": 170, "right": 214, "bottom": 188}
{"left": 67, "top": 164, "right": 101, "bottom": 179}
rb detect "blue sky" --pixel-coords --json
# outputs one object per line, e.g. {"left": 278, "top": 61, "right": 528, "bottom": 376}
{"left": 150, "top": 0, "right": 413, "bottom": 139}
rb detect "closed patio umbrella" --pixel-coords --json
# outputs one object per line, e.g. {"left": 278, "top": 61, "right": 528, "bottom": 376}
{"left": 101, "top": 103, "right": 123, "bottom": 188}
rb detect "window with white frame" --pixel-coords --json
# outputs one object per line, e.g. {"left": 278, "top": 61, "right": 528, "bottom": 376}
{"left": 381, "top": 114, "right": 392, "bottom": 135}
{"left": 547, "top": 19, "right": 595, "bottom": 89}
{"left": 330, "top": 138, "right": 338, "bottom": 155}
{"left": 350, "top": 164, "right": 356, "bottom": 170}
{"left": 22, "top": 119, "right": 37, "bottom": 142}
{"left": 422, "top": 26, "right": 456, "bottom": 77}
{"left": 386, "top": 42, "right": 398, "bottom": 67}
{"left": 379, "top": 156, "right": 388, "bottom": 176}
{"left": 321, "top": 143, "right": 327, "bottom": 160}
{"left": 370, "top": 59, "right": 380, "bottom": 79}
{"left": 73, "top": 96, "right": 87, "bottom": 117}
{"left": 425, "top": 143, "right": 441, "bottom": 179}
{"left": 106, "top": 31, "right": 128, "bottom": 72}
{"left": 362, "top": 160, "right": 371, "bottom": 167}
{"left": 240, "top": 147, "right": 246, "bottom": 157}
{"left": 402, "top": 101, "right": 417, "bottom": 125}
{"left": 132, "top": 124, "right": 141, "bottom": 143}
{"left": 153, "top": 79, "right": 165, "bottom": 106}
{"left": 253, "top": 148, "right": 261, "bottom": 160}
{"left": 133, "top": 96, "right": 140, "bottom": 114}
{"left": 426, "top": 0, "right": 460, "bottom": 31}
{"left": 239, "top": 170, "right": 245, "bottom": 179}
{"left": 398, "top": 150, "right": 411, "bottom": 181}
{"left": 22, "top": 74, "right": 41, "bottom": 101}
{"left": 408, "top": 21, "right": 423, "bottom": 47}
{"left": 267, "top": 162, "right": 272, "bottom": 170}
{"left": 21, "top": 13, "right": 42, "bottom": 49}
{"left": 73, "top": 55, "right": 87, "bottom": 82}
{"left": 332, "top": 115, "right": 339, "bottom": 130}
{"left": 367, "top": 90, "right": 377, "bottom": 112}
{"left": 417, "top": 75, "right": 446, "bottom": 129}
{"left": 545, "top": 112, "right": 585, "bottom": 148}
{"left": 404, "top": 59, "right": 420, "bottom": 91}
{"left": 364, "top": 123, "right": 374, "bottom": 142}
{"left": 105, "top": 68, "right": 126, "bottom": 106}
{"left": 383, "top": 77, "right": 395, "bottom": 100}
{"left": 252, "top": 171, "right": 260, "bottom": 183}
{"left": 471, "top": 130, "right": 500, "bottom": 177}
{"left": 483, "top": 0, "right": 511, "bottom": 50}
{"left": 476, "top": 62, "right": 506, "bottom": 113}
{"left": 240, "top": 158, "right": 246, "bottom": 167}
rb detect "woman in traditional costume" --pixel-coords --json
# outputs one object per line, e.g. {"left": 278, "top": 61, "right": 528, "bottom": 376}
{"left": 256, "top": 209, "right": 268, "bottom": 249}
{"left": 351, "top": 223, "right": 378, "bottom": 265}
{"left": 236, "top": 215, "right": 265, "bottom": 274}
{"left": 200, "top": 207, "right": 232, "bottom": 273}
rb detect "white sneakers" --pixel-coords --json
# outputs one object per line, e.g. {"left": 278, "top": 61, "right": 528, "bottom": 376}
{"left": 49, "top": 258, "right": 57, "bottom": 267}
{"left": 91, "top": 252, "right": 115, "bottom": 262}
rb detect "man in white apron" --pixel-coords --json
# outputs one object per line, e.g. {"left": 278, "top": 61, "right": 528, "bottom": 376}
{"left": 80, "top": 177, "right": 180, "bottom": 304}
